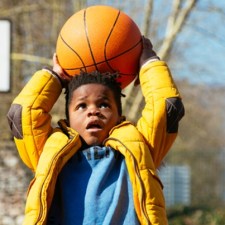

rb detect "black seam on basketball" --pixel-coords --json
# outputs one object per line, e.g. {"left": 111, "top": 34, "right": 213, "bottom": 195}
{"left": 59, "top": 33, "right": 86, "bottom": 72}
{"left": 103, "top": 10, "right": 121, "bottom": 72}
{"left": 84, "top": 9, "right": 98, "bottom": 71}
{"left": 109, "top": 38, "right": 142, "bottom": 60}
{"left": 64, "top": 38, "right": 142, "bottom": 76}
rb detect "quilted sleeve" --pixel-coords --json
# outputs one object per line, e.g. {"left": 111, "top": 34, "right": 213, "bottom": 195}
{"left": 137, "top": 61, "right": 184, "bottom": 168}
{"left": 7, "top": 70, "right": 62, "bottom": 171}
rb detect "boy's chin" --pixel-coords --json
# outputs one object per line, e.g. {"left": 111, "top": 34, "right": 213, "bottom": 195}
{"left": 81, "top": 137, "right": 103, "bottom": 147}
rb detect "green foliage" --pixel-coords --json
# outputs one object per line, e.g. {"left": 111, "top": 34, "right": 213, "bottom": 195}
{"left": 168, "top": 206, "right": 225, "bottom": 225}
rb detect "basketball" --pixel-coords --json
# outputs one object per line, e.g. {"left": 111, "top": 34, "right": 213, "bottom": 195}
{"left": 56, "top": 5, "right": 142, "bottom": 89}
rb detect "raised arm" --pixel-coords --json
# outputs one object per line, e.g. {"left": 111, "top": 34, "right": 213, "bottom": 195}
{"left": 137, "top": 37, "right": 184, "bottom": 168}
{"left": 7, "top": 54, "right": 71, "bottom": 172}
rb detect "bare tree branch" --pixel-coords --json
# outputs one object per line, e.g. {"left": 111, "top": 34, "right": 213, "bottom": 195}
{"left": 142, "top": 0, "right": 153, "bottom": 36}
{"left": 11, "top": 53, "right": 52, "bottom": 65}
{"left": 158, "top": 0, "right": 197, "bottom": 59}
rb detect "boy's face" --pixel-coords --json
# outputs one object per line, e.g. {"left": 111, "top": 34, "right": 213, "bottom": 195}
{"left": 68, "top": 83, "right": 122, "bottom": 146}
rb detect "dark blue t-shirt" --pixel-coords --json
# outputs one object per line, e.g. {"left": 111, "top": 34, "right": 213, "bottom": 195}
{"left": 47, "top": 146, "right": 140, "bottom": 225}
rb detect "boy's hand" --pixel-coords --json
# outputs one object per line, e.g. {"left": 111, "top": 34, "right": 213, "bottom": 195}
{"left": 134, "top": 36, "right": 159, "bottom": 86}
{"left": 52, "top": 53, "right": 72, "bottom": 86}
{"left": 139, "top": 36, "right": 158, "bottom": 67}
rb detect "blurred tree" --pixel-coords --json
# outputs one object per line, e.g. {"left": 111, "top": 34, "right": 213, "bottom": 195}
{"left": 166, "top": 81, "right": 225, "bottom": 206}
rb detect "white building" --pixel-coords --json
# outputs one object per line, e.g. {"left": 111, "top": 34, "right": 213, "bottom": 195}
{"left": 158, "top": 165, "right": 191, "bottom": 207}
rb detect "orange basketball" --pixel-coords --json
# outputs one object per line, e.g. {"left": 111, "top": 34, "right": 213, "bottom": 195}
{"left": 56, "top": 5, "right": 142, "bottom": 89}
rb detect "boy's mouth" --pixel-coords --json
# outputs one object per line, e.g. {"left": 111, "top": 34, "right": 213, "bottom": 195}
{"left": 86, "top": 121, "right": 102, "bottom": 130}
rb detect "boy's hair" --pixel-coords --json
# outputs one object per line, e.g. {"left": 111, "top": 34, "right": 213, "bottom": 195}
{"left": 65, "top": 71, "right": 123, "bottom": 120}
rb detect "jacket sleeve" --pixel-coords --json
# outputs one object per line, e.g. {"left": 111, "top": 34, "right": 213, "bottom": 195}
{"left": 7, "top": 70, "right": 62, "bottom": 172}
{"left": 137, "top": 60, "right": 184, "bottom": 168}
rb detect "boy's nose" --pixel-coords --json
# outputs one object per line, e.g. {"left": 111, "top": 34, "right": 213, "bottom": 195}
{"left": 87, "top": 107, "right": 100, "bottom": 116}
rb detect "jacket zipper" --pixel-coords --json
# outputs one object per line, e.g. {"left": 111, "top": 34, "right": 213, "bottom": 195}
{"left": 124, "top": 145, "right": 150, "bottom": 225}
{"left": 35, "top": 137, "right": 77, "bottom": 225}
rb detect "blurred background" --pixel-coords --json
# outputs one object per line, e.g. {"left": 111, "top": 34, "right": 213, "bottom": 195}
{"left": 1, "top": 0, "right": 225, "bottom": 224}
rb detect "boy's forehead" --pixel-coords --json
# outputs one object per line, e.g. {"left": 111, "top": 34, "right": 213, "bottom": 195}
{"left": 72, "top": 83, "right": 114, "bottom": 99}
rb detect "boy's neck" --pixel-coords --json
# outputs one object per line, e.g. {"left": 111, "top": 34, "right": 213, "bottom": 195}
{"left": 80, "top": 139, "right": 103, "bottom": 150}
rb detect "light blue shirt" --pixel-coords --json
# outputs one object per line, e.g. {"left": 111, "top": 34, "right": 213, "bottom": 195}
{"left": 47, "top": 146, "right": 140, "bottom": 225}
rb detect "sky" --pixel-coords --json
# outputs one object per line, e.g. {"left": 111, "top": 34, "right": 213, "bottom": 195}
{"left": 171, "top": 0, "right": 225, "bottom": 86}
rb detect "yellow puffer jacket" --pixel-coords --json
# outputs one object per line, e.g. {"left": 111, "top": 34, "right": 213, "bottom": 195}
{"left": 7, "top": 61, "right": 184, "bottom": 225}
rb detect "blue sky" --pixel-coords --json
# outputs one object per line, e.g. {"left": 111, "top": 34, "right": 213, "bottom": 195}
{"left": 170, "top": 0, "right": 225, "bottom": 86}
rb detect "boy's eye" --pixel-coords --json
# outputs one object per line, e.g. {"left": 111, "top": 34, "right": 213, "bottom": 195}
{"left": 100, "top": 103, "right": 109, "bottom": 108}
{"left": 77, "top": 103, "right": 86, "bottom": 110}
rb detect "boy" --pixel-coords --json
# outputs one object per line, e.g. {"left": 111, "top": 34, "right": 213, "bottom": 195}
{"left": 7, "top": 37, "right": 184, "bottom": 225}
